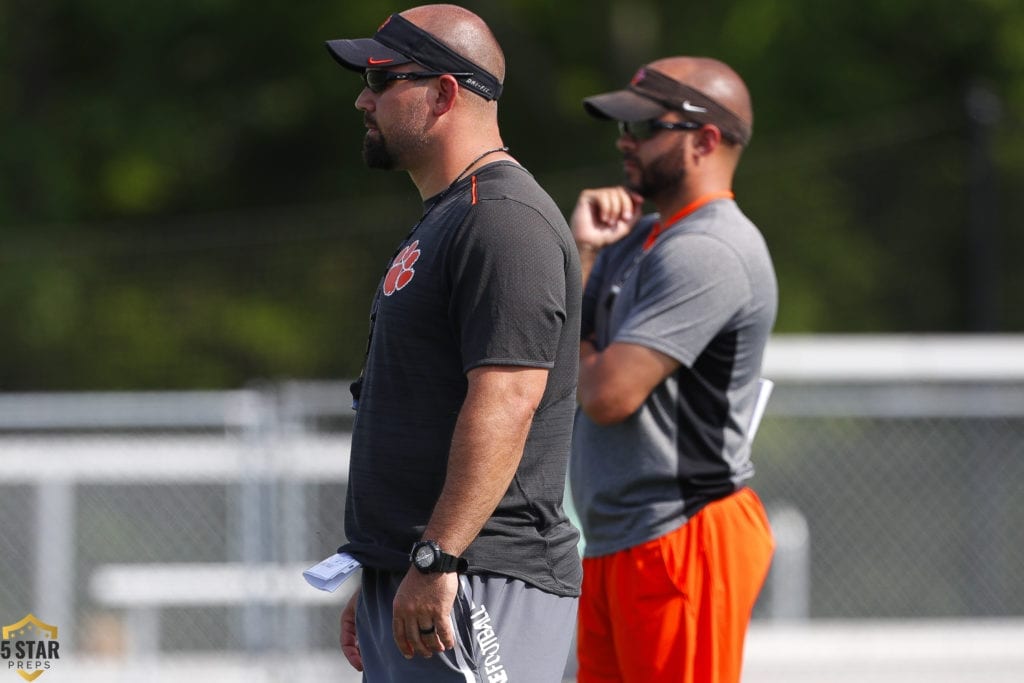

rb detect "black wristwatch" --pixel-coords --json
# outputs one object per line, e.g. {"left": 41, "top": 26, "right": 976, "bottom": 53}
{"left": 409, "top": 540, "right": 468, "bottom": 574}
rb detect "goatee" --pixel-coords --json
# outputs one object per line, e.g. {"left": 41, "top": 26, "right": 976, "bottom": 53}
{"left": 362, "top": 132, "right": 396, "bottom": 170}
{"left": 623, "top": 150, "right": 685, "bottom": 203}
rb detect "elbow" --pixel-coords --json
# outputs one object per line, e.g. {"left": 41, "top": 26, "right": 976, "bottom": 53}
{"left": 579, "top": 389, "right": 639, "bottom": 425}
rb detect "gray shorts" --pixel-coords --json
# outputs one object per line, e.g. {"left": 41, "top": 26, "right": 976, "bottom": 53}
{"left": 356, "top": 568, "right": 578, "bottom": 682}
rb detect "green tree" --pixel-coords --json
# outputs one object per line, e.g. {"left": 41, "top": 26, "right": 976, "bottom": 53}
{"left": 2, "top": 0, "right": 1022, "bottom": 389}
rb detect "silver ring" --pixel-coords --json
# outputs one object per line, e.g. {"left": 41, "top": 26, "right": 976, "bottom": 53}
{"left": 418, "top": 625, "right": 436, "bottom": 635}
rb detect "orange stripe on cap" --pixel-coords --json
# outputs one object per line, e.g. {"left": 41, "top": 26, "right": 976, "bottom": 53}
{"left": 471, "top": 175, "right": 478, "bottom": 205}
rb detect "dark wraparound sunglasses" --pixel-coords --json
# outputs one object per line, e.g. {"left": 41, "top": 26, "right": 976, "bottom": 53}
{"left": 617, "top": 119, "right": 702, "bottom": 140}
{"left": 362, "top": 69, "right": 474, "bottom": 94}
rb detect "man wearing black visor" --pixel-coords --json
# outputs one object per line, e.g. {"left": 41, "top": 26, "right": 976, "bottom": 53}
{"left": 569, "top": 57, "right": 777, "bottom": 683}
{"left": 323, "top": 5, "right": 582, "bottom": 682}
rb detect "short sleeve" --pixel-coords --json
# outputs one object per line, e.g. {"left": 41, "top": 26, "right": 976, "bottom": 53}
{"left": 613, "top": 233, "right": 751, "bottom": 367}
{"left": 448, "top": 199, "right": 569, "bottom": 371}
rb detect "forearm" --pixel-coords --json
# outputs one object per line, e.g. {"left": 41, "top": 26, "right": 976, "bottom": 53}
{"left": 577, "top": 339, "right": 598, "bottom": 401}
{"left": 578, "top": 340, "right": 613, "bottom": 420}
{"left": 422, "top": 367, "right": 546, "bottom": 556}
{"left": 578, "top": 341, "right": 680, "bottom": 425}
{"left": 576, "top": 242, "right": 600, "bottom": 286}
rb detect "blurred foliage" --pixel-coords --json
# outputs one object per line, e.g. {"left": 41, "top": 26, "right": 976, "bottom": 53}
{"left": 1, "top": 0, "right": 1022, "bottom": 390}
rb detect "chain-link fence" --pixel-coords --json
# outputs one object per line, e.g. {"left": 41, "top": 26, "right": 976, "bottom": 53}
{"left": 1, "top": 336, "right": 1023, "bottom": 681}
{"left": 752, "top": 383, "right": 1024, "bottom": 621}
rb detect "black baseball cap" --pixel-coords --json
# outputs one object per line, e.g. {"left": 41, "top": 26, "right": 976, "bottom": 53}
{"left": 325, "top": 13, "right": 503, "bottom": 101}
{"left": 583, "top": 65, "right": 752, "bottom": 145}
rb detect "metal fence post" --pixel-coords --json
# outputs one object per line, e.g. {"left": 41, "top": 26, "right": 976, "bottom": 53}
{"left": 768, "top": 503, "right": 810, "bottom": 621}
{"left": 231, "top": 388, "right": 275, "bottom": 652}
{"left": 34, "top": 480, "right": 76, "bottom": 651}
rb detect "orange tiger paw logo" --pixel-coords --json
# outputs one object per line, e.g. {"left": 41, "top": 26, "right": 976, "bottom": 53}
{"left": 383, "top": 240, "right": 420, "bottom": 296}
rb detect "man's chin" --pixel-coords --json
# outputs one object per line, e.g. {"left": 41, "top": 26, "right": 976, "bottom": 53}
{"left": 362, "top": 155, "right": 395, "bottom": 170}
{"left": 622, "top": 177, "right": 644, "bottom": 196}
{"left": 362, "top": 137, "right": 396, "bottom": 170}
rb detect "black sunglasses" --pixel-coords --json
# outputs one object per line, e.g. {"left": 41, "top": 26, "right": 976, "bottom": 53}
{"left": 362, "top": 69, "right": 474, "bottom": 94}
{"left": 617, "top": 119, "right": 703, "bottom": 140}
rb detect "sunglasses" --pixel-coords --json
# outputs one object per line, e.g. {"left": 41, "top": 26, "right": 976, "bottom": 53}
{"left": 362, "top": 69, "right": 474, "bottom": 94}
{"left": 617, "top": 119, "right": 703, "bottom": 140}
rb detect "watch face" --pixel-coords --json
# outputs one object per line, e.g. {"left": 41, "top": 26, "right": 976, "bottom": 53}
{"left": 414, "top": 544, "right": 435, "bottom": 568}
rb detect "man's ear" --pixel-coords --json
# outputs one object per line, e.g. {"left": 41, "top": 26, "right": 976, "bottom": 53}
{"left": 432, "top": 74, "right": 460, "bottom": 115}
{"left": 694, "top": 124, "right": 723, "bottom": 156}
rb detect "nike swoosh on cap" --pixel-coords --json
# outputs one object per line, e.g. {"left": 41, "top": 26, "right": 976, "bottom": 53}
{"left": 681, "top": 100, "right": 708, "bottom": 113}
{"left": 367, "top": 57, "right": 394, "bottom": 65}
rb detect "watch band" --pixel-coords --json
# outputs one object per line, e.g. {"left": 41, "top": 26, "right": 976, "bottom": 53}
{"left": 411, "top": 540, "right": 468, "bottom": 574}
{"left": 435, "top": 550, "right": 468, "bottom": 573}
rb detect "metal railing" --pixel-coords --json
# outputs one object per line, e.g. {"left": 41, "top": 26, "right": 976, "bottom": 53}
{"left": 1, "top": 335, "right": 1022, "bottom": 681}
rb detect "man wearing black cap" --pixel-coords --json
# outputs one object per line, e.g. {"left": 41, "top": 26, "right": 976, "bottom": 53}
{"left": 568, "top": 57, "right": 777, "bottom": 683}
{"left": 323, "top": 5, "right": 582, "bottom": 682}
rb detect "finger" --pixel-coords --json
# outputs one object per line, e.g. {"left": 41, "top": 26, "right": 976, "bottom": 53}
{"left": 595, "top": 192, "right": 617, "bottom": 225}
{"left": 589, "top": 189, "right": 620, "bottom": 225}
{"left": 611, "top": 187, "right": 637, "bottom": 223}
{"left": 573, "top": 191, "right": 602, "bottom": 227}
{"left": 422, "top": 630, "right": 445, "bottom": 654}
{"left": 405, "top": 621, "right": 436, "bottom": 658}
{"left": 433, "top": 617, "right": 455, "bottom": 652}
{"left": 571, "top": 192, "right": 611, "bottom": 242}
{"left": 392, "top": 616, "right": 414, "bottom": 659}
{"left": 341, "top": 641, "right": 364, "bottom": 672}
{"left": 339, "top": 593, "right": 363, "bottom": 671}
{"left": 418, "top": 623, "right": 446, "bottom": 653}
{"left": 594, "top": 187, "right": 635, "bottom": 226}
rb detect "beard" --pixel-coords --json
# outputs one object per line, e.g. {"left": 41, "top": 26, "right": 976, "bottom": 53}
{"left": 361, "top": 112, "right": 429, "bottom": 171}
{"left": 624, "top": 147, "right": 686, "bottom": 202}
{"left": 362, "top": 130, "right": 396, "bottom": 170}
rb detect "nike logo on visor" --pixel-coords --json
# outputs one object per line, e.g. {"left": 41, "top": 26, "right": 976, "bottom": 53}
{"left": 681, "top": 100, "right": 707, "bottom": 113}
{"left": 367, "top": 57, "right": 394, "bottom": 65}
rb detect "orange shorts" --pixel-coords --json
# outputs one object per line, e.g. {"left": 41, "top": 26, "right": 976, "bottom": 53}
{"left": 576, "top": 487, "right": 774, "bottom": 683}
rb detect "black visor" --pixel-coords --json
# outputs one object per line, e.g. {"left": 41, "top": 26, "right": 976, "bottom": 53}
{"left": 326, "top": 14, "right": 503, "bottom": 101}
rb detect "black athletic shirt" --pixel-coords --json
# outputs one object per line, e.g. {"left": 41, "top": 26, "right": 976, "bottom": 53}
{"left": 340, "top": 161, "right": 583, "bottom": 597}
